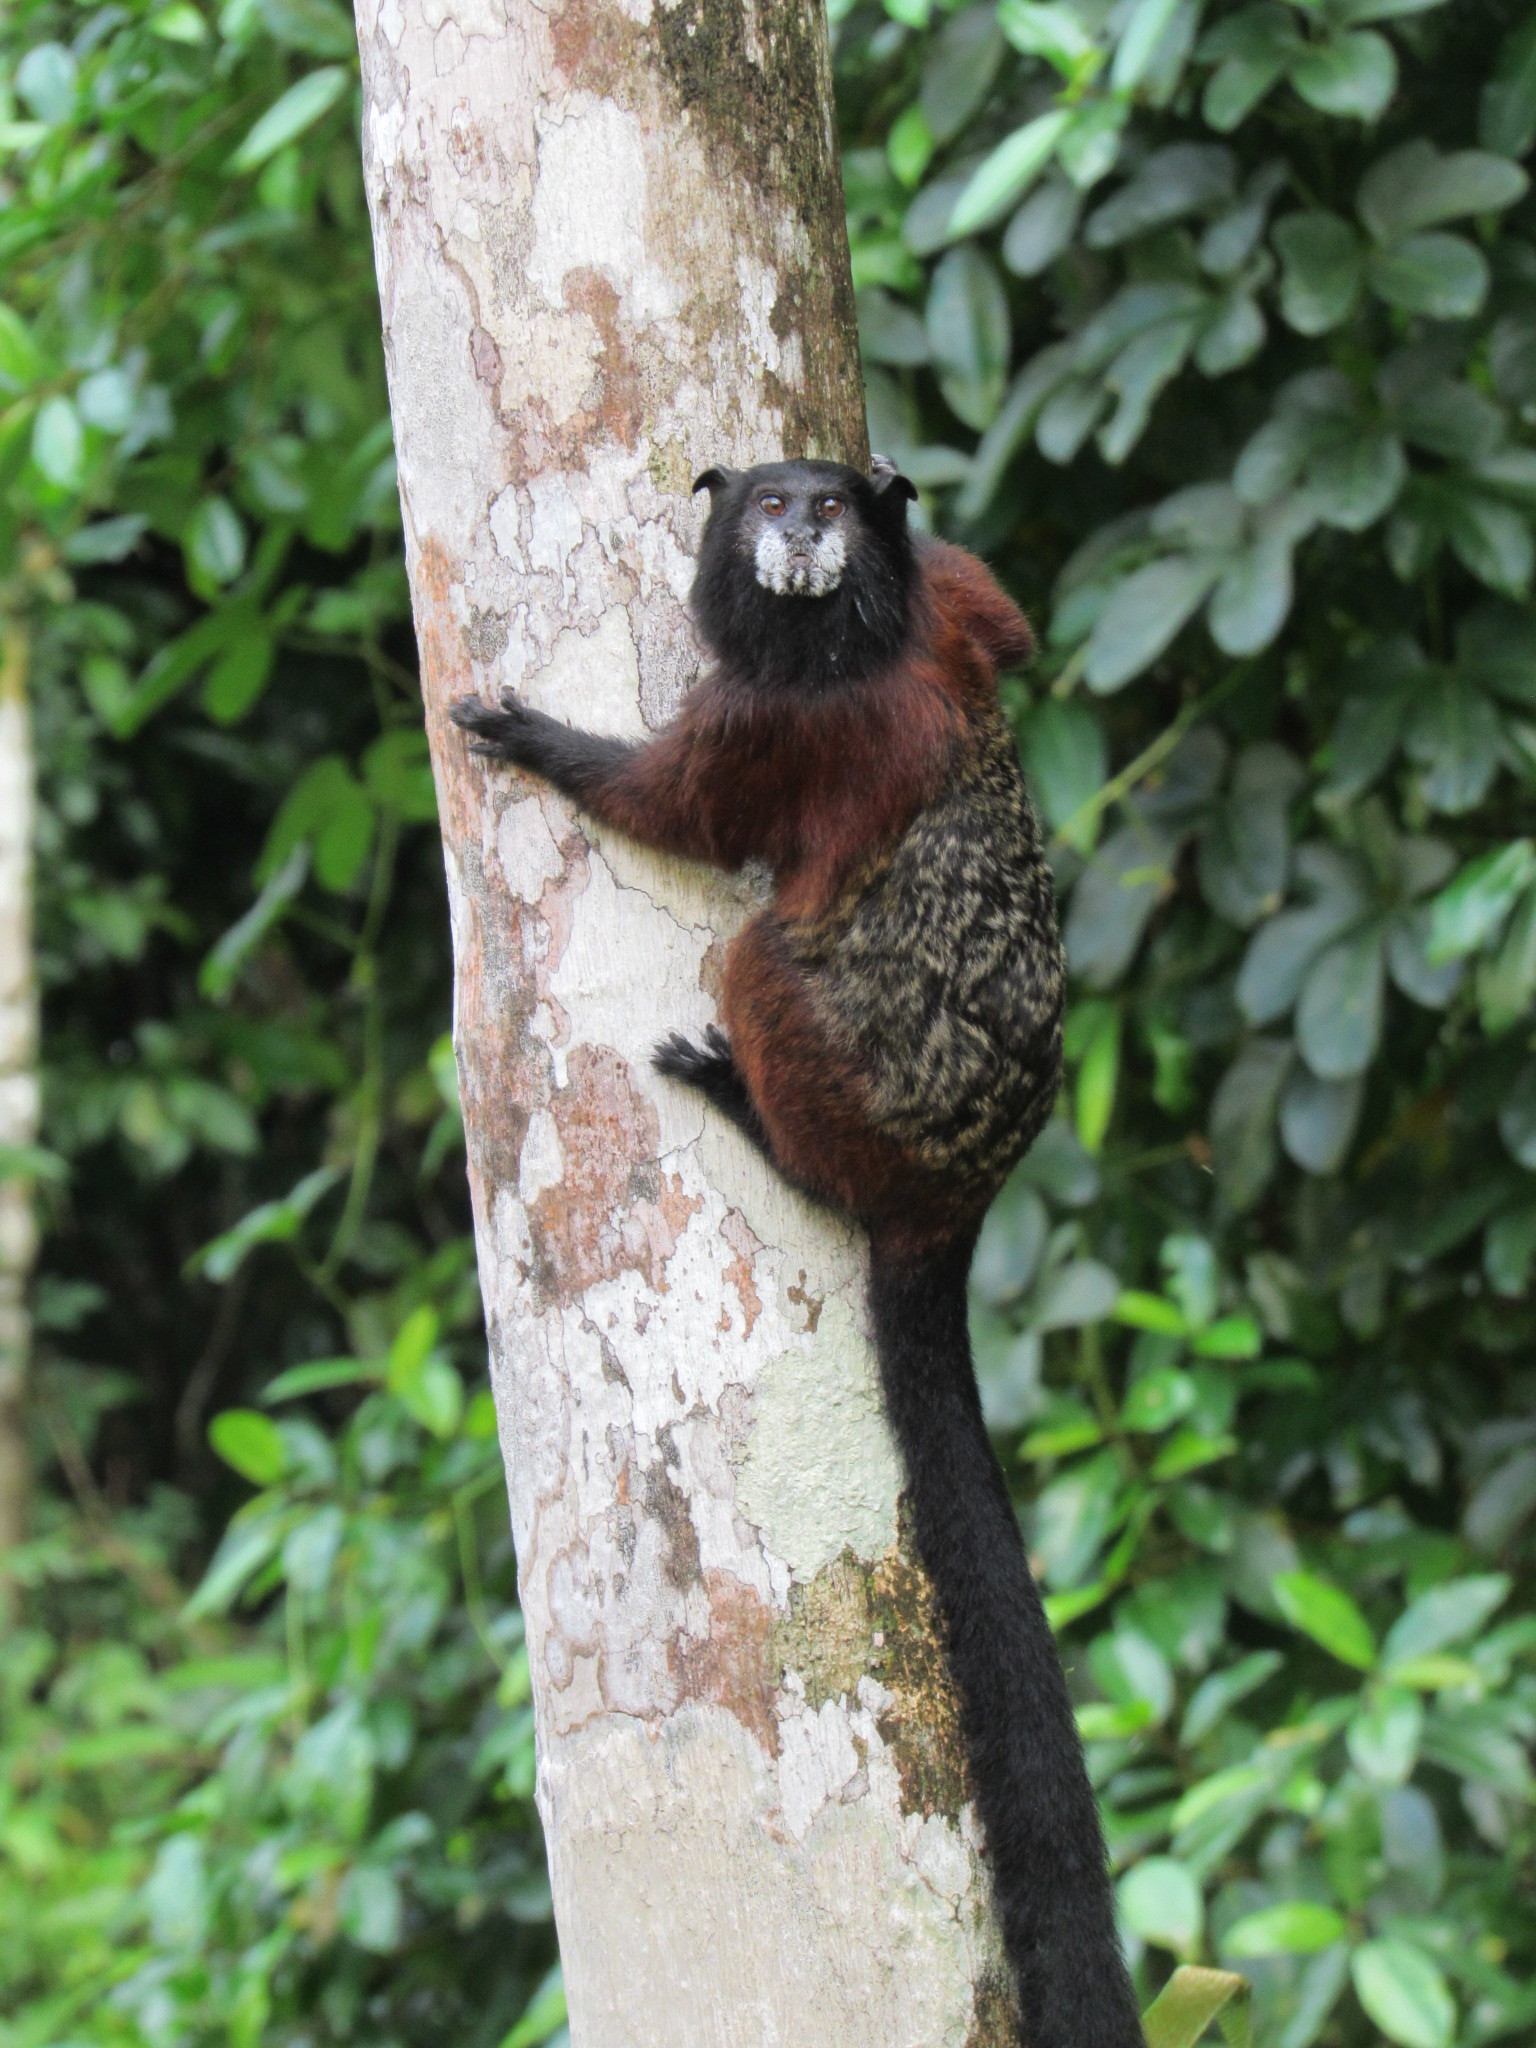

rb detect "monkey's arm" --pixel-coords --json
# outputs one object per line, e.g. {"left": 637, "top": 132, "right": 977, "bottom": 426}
{"left": 450, "top": 692, "right": 717, "bottom": 862}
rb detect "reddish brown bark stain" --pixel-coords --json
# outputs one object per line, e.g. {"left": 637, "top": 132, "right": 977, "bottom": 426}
{"left": 698, "top": 934, "right": 729, "bottom": 1003}
{"left": 528, "top": 1043, "right": 702, "bottom": 1306}
{"left": 549, "top": 0, "right": 644, "bottom": 86}
{"left": 720, "top": 1209, "right": 763, "bottom": 1338}
{"left": 674, "top": 1567, "right": 779, "bottom": 1755}
{"left": 786, "top": 1269, "right": 823, "bottom": 1333}
{"left": 564, "top": 269, "right": 644, "bottom": 451}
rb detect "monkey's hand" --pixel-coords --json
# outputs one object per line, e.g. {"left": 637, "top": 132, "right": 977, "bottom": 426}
{"left": 450, "top": 688, "right": 639, "bottom": 805}
{"left": 449, "top": 689, "right": 559, "bottom": 768}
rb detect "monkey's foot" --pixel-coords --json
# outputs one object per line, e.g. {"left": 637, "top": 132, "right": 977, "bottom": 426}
{"left": 653, "top": 1028, "right": 770, "bottom": 1153}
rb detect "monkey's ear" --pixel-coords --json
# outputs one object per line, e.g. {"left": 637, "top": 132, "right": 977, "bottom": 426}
{"left": 692, "top": 467, "right": 735, "bottom": 496}
{"left": 869, "top": 455, "right": 917, "bottom": 503}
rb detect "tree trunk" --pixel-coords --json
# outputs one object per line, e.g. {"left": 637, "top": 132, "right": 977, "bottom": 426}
{"left": 353, "top": 4, "right": 1013, "bottom": 2038}
{"left": 0, "top": 621, "right": 37, "bottom": 1552}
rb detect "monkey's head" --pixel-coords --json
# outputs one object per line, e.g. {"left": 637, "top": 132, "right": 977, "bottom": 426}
{"left": 689, "top": 458, "right": 918, "bottom": 690}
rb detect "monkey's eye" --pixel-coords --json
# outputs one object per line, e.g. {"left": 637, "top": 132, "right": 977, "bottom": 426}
{"left": 759, "top": 493, "right": 787, "bottom": 517}
{"left": 817, "top": 495, "right": 845, "bottom": 520}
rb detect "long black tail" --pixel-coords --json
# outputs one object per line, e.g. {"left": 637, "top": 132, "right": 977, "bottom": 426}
{"left": 868, "top": 1235, "right": 1143, "bottom": 2048}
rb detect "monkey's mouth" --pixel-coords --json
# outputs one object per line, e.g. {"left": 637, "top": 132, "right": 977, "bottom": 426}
{"left": 754, "top": 528, "right": 847, "bottom": 598}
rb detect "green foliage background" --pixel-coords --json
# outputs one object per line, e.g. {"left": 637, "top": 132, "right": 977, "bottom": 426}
{"left": 2, "top": 0, "right": 1535, "bottom": 2043}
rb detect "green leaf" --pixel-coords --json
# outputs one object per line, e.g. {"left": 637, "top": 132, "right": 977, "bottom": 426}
{"left": 1427, "top": 842, "right": 1536, "bottom": 961}
{"left": 149, "top": 2, "right": 211, "bottom": 40}
{"left": 1272, "top": 1569, "right": 1376, "bottom": 1668}
{"left": 922, "top": 4, "right": 1007, "bottom": 143}
{"left": 1112, "top": 0, "right": 1182, "bottom": 92}
{"left": 387, "top": 1308, "right": 464, "bottom": 1437}
{"left": 1383, "top": 1573, "right": 1510, "bottom": 1666}
{"left": 1118, "top": 1856, "right": 1203, "bottom": 1956}
{"left": 1198, "top": 743, "right": 1305, "bottom": 929}
{"left": 1122, "top": 1365, "right": 1197, "bottom": 1432}
{"left": 1030, "top": 1258, "right": 1121, "bottom": 1330}
{"left": 1074, "top": 1002, "right": 1121, "bottom": 1153}
{"left": 1479, "top": 885, "right": 1536, "bottom": 1032}
{"left": 1279, "top": 1066, "right": 1362, "bottom": 1175}
{"left": 188, "top": 1166, "right": 341, "bottom": 1281}
{"left": 1404, "top": 678, "right": 1502, "bottom": 814}
{"left": 1208, "top": 519, "right": 1297, "bottom": 655}
{"left": 0, "top": 300, "right": 42, "bottom": 387}
{"left": 261, "top": 1358, "right": 383, "bottom": 1403}
{"left": 229, "top": 66, "right": 350, "bottom": 173}
{"left": 1064, "top": 820, "right": 1176, "bottom": 987}
{"left": 209, "top": 1409, "right": 288, "bottom": 1486}
{"left": 1078, "top": 1697, "right": 1155, "bottom": 1738}
{"left": 948, "top": 110, "right": 1073, "bottom": 238}
{"left": 1181, "top": 1650, "right": 1283, "bottom": 1743}
{"left": 146, "top": 1835, "right": 209, "bottom": 1950}
{"left": 1211, "top": 1036, "right": 1290, "bottom": 1214}
{"left": 1099, "top": 316, "right": 1203, "bottom": 464}
{"left": 338, "top": 1864, "right": 403, "bottom": 1952}
{"left": 32, "top": 393, "right": 84, "bottom": 487}
{"left": 1347, "top": 1685, "right": 1424, "bottom": 1783}
{"left": 1443, "top": 489, "right": 1533, "bottom": 596}
{"left": 1368, "top": 233, "right": 1489, "bottom": 319}
{"left": 186, "top": 496, "right": 248, "bottom": 588}
{"left": 1033, "top": 1447, "right": 1124, "bottom": 1586}
{"left": 15, "top": 41, "right": 77, "bottom": 122}
{"left": 65, "top": 514, "right": 148, "bottom": 564}
{"left": 1357, "top": 140, "right": 1528, "bottom": 244}
{"left": 1191, "top": 1315, "right": 1262, "bottom": 1359}
{"left": 887, "top": 105, "right": 933, "bottom": 188}
{"left": 1086, "top": 143, "right": 1235, "bottom": 249}
{"left": 201, "top": 632, "right": 275, "bottom": 724}
{"left": 1290, "top": 29, "right": 1395, "bottom": 121}
{"left": 997, "top": 0, "right": 1096, "bottom": 72}
{"left": 1195, "top": 292, "right": 1265, "bottom": 376}
{"left": 1273, "top": 213, "right": 1362, "bottom": 335}
{"left": 1085, "top": 556, "right": 1222, "bottom": 692}
{"left": 1295, "top": 928, "right": 1384, "bottom": 1080}
{"left": 927, "top": 246, "right": 1011, "bottom": 429}
{"left": 1002, "top": 179, "right": 1082, "bottom": 276}
{"left": 1421, "top": 1702, "right": 1534, "bottom": 1790}
{"left": 1151, "top": 1428, "right": 1238, "bottom": 1480}
{"left": 185, "top": 1518, "right": 283, "bottom": 1619}
{"left": 1141, "top": 1965, "right": 1250, "bottom": 2048}
{"left": 200, "top": 842, "right": 309, "bottom": 1001}
{"left": 1223, "top": 1901, "right": 1346, "bottom": 1957}
{"left": 260, "top": 754, "right": 376, "bottom": 892}
{"left": 1205, "top": 46, "right": 1290, "bottom": 134}
{"left": 1482, "top": 7, "right": 1536, "bottom": 157}
{"left": 1351, "top": 1940, "right": 1456, "bottom": 2048}
{"left": 1115, "top": 1290, "right": 1189, "bottom": 1336}
{"left": 1024, "top": 698, "right": 1107, "bottom": 849}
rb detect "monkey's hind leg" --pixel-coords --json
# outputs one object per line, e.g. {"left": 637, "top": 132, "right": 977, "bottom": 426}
{"left": 653, "top": 1026, "right": 771, "bottom": 1156}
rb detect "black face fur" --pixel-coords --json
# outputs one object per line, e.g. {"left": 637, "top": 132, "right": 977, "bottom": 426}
{"left": 689, "top": 459, "right": 917, "bottom": 691}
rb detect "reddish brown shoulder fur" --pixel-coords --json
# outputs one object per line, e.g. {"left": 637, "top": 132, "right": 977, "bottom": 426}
{"left": 917, "top": 536, "right": 1035, "bottom": 680}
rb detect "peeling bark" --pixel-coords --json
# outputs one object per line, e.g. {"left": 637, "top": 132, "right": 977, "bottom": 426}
{"left": 353, "top": 2, "right": 1011, "bottom": 2035}
{"left": 0, "top": 623, "right": 37, "bottom": 1553}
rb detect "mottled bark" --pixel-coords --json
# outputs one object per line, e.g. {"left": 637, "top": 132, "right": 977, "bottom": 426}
{"left": 353, "top": 2, "right": 1011, "bottom": 2037}
{"left": 0, "top": 621, "right": 37, "bottom": 1553}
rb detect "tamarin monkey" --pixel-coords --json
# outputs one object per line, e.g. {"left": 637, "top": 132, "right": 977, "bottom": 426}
{"left": 451, "top": 458, "right": 1142, "bottom": 2048}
